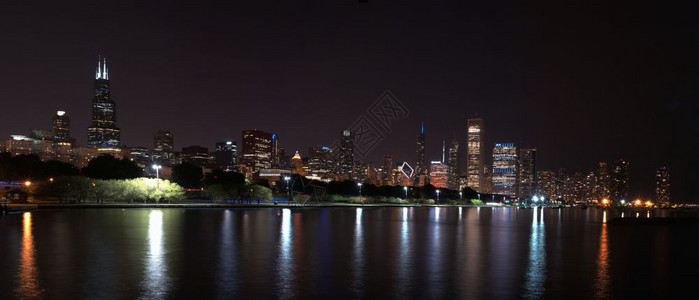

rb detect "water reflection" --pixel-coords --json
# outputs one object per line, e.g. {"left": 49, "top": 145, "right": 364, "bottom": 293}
{"left": 16, "top": 212, "right": 41, "bottom": 299}
{"left": 524, "top": 207, "right": 546, "bottom": 299}
{"left": 398, "top": 207, "right": 411, "bottom": 296}
{"left": 277, "top": 209, "right": 294, "bottom": 299}
{"left": 594, "top": 210, "right": 610, "bottom": 298}
{"left": 217, "top": 210, "right": 237, "bottom": 297}
{"left": 351, "top": 208, "right": 364, "bottom": 297}
{"left": 141, "top": 210, "right": 169, "bottom": 299}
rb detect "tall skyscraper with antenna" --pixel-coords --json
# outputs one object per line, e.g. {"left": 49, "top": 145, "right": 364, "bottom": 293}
{"left": 415, "top": 122, "right": 427, "bottom": 186}
{"left": 87, "top": 56, "right": 121, "bottom": 148}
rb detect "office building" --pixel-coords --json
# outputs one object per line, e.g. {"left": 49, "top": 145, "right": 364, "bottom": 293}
{"left": 240, "top": 129, "right": 273, "bottom": 179}
{"left": 492, "top": 143, "right": 517, "bottom": 197}
{"left": 518, "top": 148, "right": 537, "bottom": 200}
{"left": 656, "top": 167, "right": 670, "bottom": 205}
{"left": 87, "top": 56, "right": 120, "bottom": 148}
{"left": 466, "top": 118, "right": 484, "bottom": 192}
{"left": 215, "top": 141, "right": 237, "bottom": 172}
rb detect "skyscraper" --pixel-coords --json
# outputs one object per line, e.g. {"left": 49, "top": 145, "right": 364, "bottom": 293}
{"left": 429, "top": 160, "right": 448, "bottom": 189}
{"left": 382, "top": 154, "right": 393, "bottom": 185}
{"left": 656, "top": 167, "right": 670, "bottom": 205}
{"left": 518, "top": 148, "right": 537, "bottom": 200}
{"left": 307, "top": 146, "right": 334, "bottom": 178}
{"left": 338, "top": 130, "right": 354, "bottom": 180}
{"left": 467, "top": 118, "right": 484, "bottom": 192}
{"left": 415, "top": 122, "right": 427, "bottom": 186}
{"left": 52, "top": 110, "right": 71, "bottom": 143}
{"left": 87, "top": 56, "right": 120, "bottom": 148}
{"left": 153, "top": 130, "right": 174, "bottom": 165}
{"left": 181, "top": 145, "right": 210, "bottom": 167}
{"left": 215, "top": 141, "right": 237, "bottom": 172}
{"left": 492, "top": 143, "right": 517, "bottom": 197}
{"left": 594, "top": 162, "right": 610, "bottom": 200}
{"left": 447, "top": 137, "right": 460, "bottom": 190}
{"left": 610, "top": 159, "right": 630, "bottom": 202}
{"left": 240, "top": 129, "right": 273, "bottom": 179}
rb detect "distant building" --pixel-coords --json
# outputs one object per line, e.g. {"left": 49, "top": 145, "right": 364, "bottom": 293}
{"left": 307, "top": 146, "right": 334, "bottom": 179}
{"left": 3, "top": 135, "right": 34, "bottom": 156}
{"left": 656, "top": 167, "right": 670, "bottom": 205}
{"left": 52, "top": 110, "right": 72, "bottom": 143}
{"left": 414, "top": 122, "right": 427, "bottom": 186}
{"left": 240, "top": 129, "right": 273, "bottom": 179}
{"left": 129, "top": 146, "right": 150, "bottom": 170}
{"left": 429, "top": 161, "right": 448, "bottom": 189}
{"left": 610, "top": 159, "right": 630, "bottom": 202}
{"left": 215, "top": 141, "right": 237, "bottom": 172}
{"left": 381, "top": 155, "right": 393, "bottom": 185}
{"left": 290, "top": 151, "right": 306, "bottom": 176}
{"left": 338, "top": 130, "right": 354, "bottom": 180}
{"left": 595, "top": 162, "right": 610, "bottom": 200}
{"left": 467, "top": 118, "right": 484, "bottom": 192}
{"left": 492, "top": 143, "right": 517, "bottom": 197}
{"left": 153, "top": 130, "right": 174, "bottom": 165}
{"left": 87, "top": 56, "right": 120, "bottom": 148}
{"left": 71, "top": 147, "right": 99, "bottom": 169}
{"left": 537, "top": 170, "right": 556, "bottom": 201}
{"left": 182, "top": 146, "right": 210, "bottom": 168}
{"left": 447, "top": 137, "right": 460, "bottom": 190}
{"left": 518, "top": 148, "right": 537, "bottom": 200}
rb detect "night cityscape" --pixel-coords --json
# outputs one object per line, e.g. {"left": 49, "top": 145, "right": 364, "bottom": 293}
{"left": 1, "top": 1, "right": 698, "bottom": 299}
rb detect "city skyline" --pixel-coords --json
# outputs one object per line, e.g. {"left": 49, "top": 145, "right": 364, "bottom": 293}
{"left": 0, "top": 2, "right": 695, "bottom": 201}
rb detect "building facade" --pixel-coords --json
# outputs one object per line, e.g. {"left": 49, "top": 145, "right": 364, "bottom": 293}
{"left": 153, "top": 130, "right": 174, "bottom": 165}
{"left": 518, "top": 148, "right": 537, "bottom": 200}
{"left": 447, "top": 137, "right": 460, "bottom": 190}
{"left": 656, "top": 167, "right": 670, "bottom": 205}
{"left": 610, "top": 159, "right": 630, "bottom": 202}
{"left": 215, "top": 141, "right": 237, "bottom": 172}
{"left": 492, "top": 143, "right": 517, "bottom": 197}
{"left": 240, "top": 129, "right": 273, "bottom": 179}
{"left": 338, "top": 130, "right": 354, "bottom": 180}
{"left": 466, "top": 118, "right": 484, "bottom": 192}
{"left": 429, "top": 161, "right": 448, "bottom": 189}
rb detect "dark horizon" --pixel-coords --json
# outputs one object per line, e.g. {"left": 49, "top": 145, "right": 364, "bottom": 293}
{"left": 0, "top": 1, "right": 697, "bottom": 201}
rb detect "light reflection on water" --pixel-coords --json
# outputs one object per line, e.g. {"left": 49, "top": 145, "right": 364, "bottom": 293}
{"left": 217, "top": 210, "right": 237, "bottom": 297}
{"left": 17, "top": 212, "right": 41, "bottom": 299}
{"left": 276, "top": 208, "right": 294, "bottom": 299}
{"left": 523, "top": 207, "right": 546, "bottom": 299}
{"left": 141, "top": 210, "right": 169, "bottom": 299}
{"left": 594, "top": 210, "right": 610, "bottom": 299}
{"left": 351, "top": 208, "right": 364, "bottom": 297}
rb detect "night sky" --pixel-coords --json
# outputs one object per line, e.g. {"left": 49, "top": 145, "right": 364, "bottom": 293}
{"left": 1, "top": 1, "right": 697, "bottom": 201}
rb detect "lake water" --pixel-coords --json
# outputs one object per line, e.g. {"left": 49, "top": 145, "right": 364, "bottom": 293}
{"left": 1, "top": 207, "right": 698, "bottom": 299}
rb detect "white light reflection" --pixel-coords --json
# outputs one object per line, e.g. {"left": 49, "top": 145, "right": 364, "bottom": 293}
{"left": 277, "top": 209, "right": 294, "bottom": 299}
{"left": 435, "top": 207, "right": 441, "bottom": 221}
{"left": 142, "top": 210, "right": 169, "bottom": 299}
{"left": 351, "top": 208, "right": 365, "bottom": 297}
{"left": 524, "top": 206, "right": 546, "bottom": 298}
{"left": 217, "top": 210, "right": 237, "bottom": 297}
{"left": 458, "top": 207, "right": 462, "bottom": 220}
{"left": 398, "top": 207, "right": 411, "bottom": 296}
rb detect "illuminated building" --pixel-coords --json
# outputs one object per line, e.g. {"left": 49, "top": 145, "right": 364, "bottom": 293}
{"left": 610, "top": 159, "right": 630, "bottom": 202}
{"left": 338, "top": 130, "right": 354, "bottom": 180}
{"left": 52, "top": 111, "right": 71, "bottom": 143}
{"left": 153, "top": 130, "right": 174, "bottom": 165}
{"left": 492, "top": 143, "right": 517, "bottom": 197}
{"left": 537, "top": 170, "right": 556, "bottom": 201}
{"left": 71, "top": 147, "right": 99, "bottom": 169}
{"left": 429, "top": 161, "right": 448, "bottom": 189}
{"left": 381, "top": 155, "right": 393, "bottom": 185}
{"left": 271, "top": 134, "right": 281, "bottom": 168}
{"left": 655, "top": 167, "right": 670, "bottom": 205}
{"left": 366, "top": 161, "right": 378, "bottom": 185}
{"left": 215, "top": 141, "right": 237, "bottom": 172}
{"left": 240, "top": 129, "right": 273, "bottom": 179}
{"left": 414, "top": 122, "right": 427, "bottom": 186}
{"left": 3, "top": 135, "right": 34, "bottom": 156}
{"left": 307, "top": 146, "right": 334, "bottom": 179}
{"left": 129, "top": 146, "right": 150, "bottom": 170}
{"left": 467, "top": 118, "right": 484, "bottom": 192}
{"left": 595, "top": 162, "right": 610, "bottom": 200}
{"left": 518, "top": 148, "right": 536, "bottom": 200}
{"left": 291, "top": 151, "right": 306, "bottom": 176}
{"left": 353, "top": 160, "right": 368, "bottom": 183}
{"left": 182, "top": 146, "right": 210, "bottom": 168}
{"left": 447, "top": 137, "right": 460, "bottom": 190}
{"left": 87, "top": 56, "right": 120, "bottom": 148}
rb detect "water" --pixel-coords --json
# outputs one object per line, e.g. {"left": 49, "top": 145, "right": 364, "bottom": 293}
{"left": 1, "top": 207, "right": 698, "bottom": 299}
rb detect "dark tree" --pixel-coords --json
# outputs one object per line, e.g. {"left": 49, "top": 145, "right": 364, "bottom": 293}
{"left": 204, "top": 169, "right": 245, "bottom": 186}
{"left": 171, "top": 162, "right": 203, "bottom": 189}
{"left": 42, "top": 160, "right": 79, "bottom": 178}
{"left": 81, "top": 155, "right": 142, "bottom": 179}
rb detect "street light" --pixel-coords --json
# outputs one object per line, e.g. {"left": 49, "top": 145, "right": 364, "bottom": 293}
{"left": 152, "top": 164, "right": 162, "bottom": 179}
{"left": 404, "top": 186, "right": 408, "bottom": 199}
{"left": 357, "top": 182, "right": 363, "bottom": 196}
{"left": 436, "top": 189, "right": 440, "bottom": 205}
{"left": 284, "top": 176, "right": 291, "bottom": 200}
{"left": 459, "top": 191, "right": 463, "bottom": 199}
